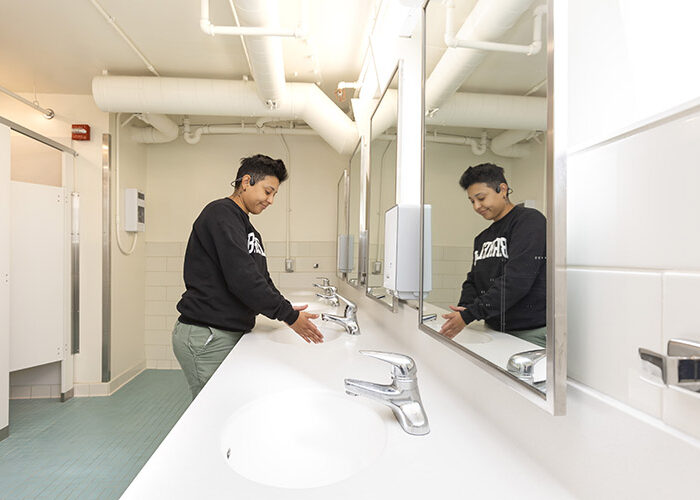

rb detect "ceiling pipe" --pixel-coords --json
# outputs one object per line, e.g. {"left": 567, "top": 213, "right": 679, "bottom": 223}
{"left": 93, "top": 76, "right": 358, "bottom": 154}
{"left": 371, "top": 88, "right": 545, "bottom": 139}
{"left": 425, "top": 0, "right": 535, "bottom": 114}
{"left": 444, "top": 1, "right": 546, "bottom": 56}
{"left": 89, "top": 0, "right": 159, "bottom": 77}
{"left": 200, "top": 0, "right": 306, "bottom": 38}
{"left": 131, "top": 113, "right": 179, "bottom": 143}
{"left": 489, "top": 129, "right": 534, "bottom": 157}
{"left": 200, "top": 0, "right": 289, "bottom": 108}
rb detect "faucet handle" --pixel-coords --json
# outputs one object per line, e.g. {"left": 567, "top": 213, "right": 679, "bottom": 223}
{"left": 315, "top": 276, "right": 330, "bottom": 287}
{"left": 360, "top": 350, "right": 416, "bottom": 378}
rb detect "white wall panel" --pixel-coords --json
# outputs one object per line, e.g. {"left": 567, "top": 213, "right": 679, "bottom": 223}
{"left": 568, "top": 107, "right": 700, "bottom": 269}
{"left": 567, "top": 269, "right": 663, "bottom": 415}
{"left": 10, "top": 181, "right": 65, "bottom": 371}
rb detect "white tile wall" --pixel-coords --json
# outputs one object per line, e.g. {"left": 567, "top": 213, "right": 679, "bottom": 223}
{"left": 144, "top": 240, "right": 339, "bottom": 369}
{"left": 425, "top": 245, "right": 471, "bottom": 310}
{"left": 567, "top": 107, "right": 700, "bottom": 442}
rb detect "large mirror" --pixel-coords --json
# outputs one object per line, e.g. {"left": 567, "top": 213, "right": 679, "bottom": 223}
{"left": 346, "top": 141, "right": 363, "bottom": 287}
{"left": 419, "top": 0, "right": 565, "bottom": 413}
{"left": 336, "top": 169, "right": 350, "bottom": 281}
{"left": 366, "top": 65, "right": 399, "bottom": 310}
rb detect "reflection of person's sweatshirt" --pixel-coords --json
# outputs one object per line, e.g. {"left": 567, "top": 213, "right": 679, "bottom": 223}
{"left": 177, "top": 198, "right": 298, "bottom": 333}
{"left": 458, "top": 204, "right": 546, "bottom": 332}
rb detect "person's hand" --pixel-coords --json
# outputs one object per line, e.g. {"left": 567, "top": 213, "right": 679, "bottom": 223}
{"left": 290, "top": 310, "right": 324, "bottom": 344}
{"left": 439, "top": 305, "right": 467, "bottom": 339}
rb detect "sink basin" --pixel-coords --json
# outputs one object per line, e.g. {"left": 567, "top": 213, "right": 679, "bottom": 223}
{"left": 221, "top": 389, "right": 387, "bottom": 489}
{"left": 262, "top": 323, "right": 345, "bottom": 345}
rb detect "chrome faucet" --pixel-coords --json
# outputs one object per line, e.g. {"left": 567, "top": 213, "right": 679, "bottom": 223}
{"left": 313, "top": 277, "right": 339, "bottom": 306}
{"left": 321, "top": 294, "right": 359, "bottom": 335}
{"left": 345, "top": 350, "right": 429, "bottom": 436}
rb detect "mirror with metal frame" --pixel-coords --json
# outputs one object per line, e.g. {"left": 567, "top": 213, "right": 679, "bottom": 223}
{"left": 346, "top": 141, "right": 363, "bottom": 287}
{"left": 419, "top": 0, "right": 565, "bottom": 414}
{"left": 365, "top": 65, "right": 399, "bottom": 311}
{"left": 336, "top": 168, "right": 350, "bottom": 281}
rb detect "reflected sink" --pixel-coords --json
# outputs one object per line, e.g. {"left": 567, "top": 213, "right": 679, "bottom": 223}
{"left": 221, "top": 389, "right": 387, "bottom": 489}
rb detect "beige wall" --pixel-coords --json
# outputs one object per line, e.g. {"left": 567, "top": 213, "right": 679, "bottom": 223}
{"left": 145, "top": 134, "right": 347, "bottom": 244}
{"left": 110, "top": 114, "right": 147, "bottom": 379}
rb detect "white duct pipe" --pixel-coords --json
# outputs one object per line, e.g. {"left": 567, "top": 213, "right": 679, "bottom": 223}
{"left": 93, "top": 76, "right": 358, "bottom": 154}
{"left": 131, "top": 113, "right": 179, "bottom": 143}
{"left": 426, "top": 0, "right": 534, "bottom": 113}
{"left": 371, "top": 88, "right": 545, "bottom": 139}
{"left": 230, "top": 0, "right": 287, "bottom": 107}
{"left": 489, "top": 129, "right": 533, "bottom": 157}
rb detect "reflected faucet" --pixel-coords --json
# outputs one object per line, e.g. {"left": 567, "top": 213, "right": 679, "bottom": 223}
{"left": 345, "top": 351, "right": 429, "bottom": 436}
{"left": 321, "top": 294, "right": 359, "bottom": 335}
{"left": 313, "top": 277, "right": 339, "bottom": 306}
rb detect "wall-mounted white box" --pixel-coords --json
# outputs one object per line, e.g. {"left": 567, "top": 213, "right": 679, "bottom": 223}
{"left": 124, "top": 188, "right": 145, "bottom": 232}
{"left": 383, "top": 204, "right": 431, "bottom": 300}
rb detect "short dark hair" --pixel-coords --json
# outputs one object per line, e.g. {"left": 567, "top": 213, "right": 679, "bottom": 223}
{"left": 458, "top": 163, "right": 508, "bottom": 192}
{"left": 234, "top": 154, "right": 288, "bottom": 189}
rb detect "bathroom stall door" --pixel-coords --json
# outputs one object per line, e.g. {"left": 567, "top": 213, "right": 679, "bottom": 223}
{"left": 9, "top": 132, "right": 66, "bottom": 372}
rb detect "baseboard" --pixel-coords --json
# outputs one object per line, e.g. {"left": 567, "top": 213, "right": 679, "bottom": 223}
{"left": 0, "top": 425, "right": 8, "bottom": 442}
{"left": 74, "top": 360, "right": 147, "bottom": 397}
{"left": 60, "top": 388, "right": 74, "bottom": 402}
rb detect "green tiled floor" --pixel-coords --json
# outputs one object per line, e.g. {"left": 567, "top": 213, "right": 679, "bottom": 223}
{"left": 0, "top": 370, "right": 191, "bottom": 500}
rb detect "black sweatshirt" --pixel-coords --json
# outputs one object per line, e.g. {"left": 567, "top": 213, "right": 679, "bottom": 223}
{"left": 458, "top": 204, "right": 546, "bottom": 332}
{"left": 177, "top": 198, "right": 299, "bottom": 333}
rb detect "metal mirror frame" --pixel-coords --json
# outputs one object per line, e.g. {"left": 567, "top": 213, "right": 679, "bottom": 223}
{"left": 365, "top": 63, "right": 401, "bottom": 312}
{"left": 346, "top": 139, "right": 365, "bottom": 288}
{"left": 417, "top": 0, "right": 567, "bottom": 415}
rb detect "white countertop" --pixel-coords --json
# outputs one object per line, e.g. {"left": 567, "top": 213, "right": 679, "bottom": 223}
{"left": 122, "top": 290, "right": 573, "bottom": 499}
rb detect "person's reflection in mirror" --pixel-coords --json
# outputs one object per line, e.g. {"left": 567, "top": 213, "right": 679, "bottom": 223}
{"left": 439, "top": 163, "right": 546, "bottom": 347}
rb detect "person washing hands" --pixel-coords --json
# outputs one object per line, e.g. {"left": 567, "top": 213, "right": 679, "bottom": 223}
{"left": 439, "top": 163, "right": 547, "bottom": 348}
{"left": 173, "top": 154, "right": 323, "bottom": 400}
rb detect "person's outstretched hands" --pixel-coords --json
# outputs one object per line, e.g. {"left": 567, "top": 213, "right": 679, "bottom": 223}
{"left": 439, "top": 305, "right": 467, "bottom": 339}
{"left": 290, "top": 304, "right": 324, "bottom": 344}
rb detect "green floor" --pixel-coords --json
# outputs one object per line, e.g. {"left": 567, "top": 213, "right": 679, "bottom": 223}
{"left": 0, "top": 370, "right": 191, "bottom": 500}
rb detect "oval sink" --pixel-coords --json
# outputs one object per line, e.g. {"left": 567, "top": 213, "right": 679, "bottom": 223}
{"left": 262, "top": 324, "right": 345, "bottom": 345}
{"left": 221, "top": 389, "right": 386, "bottom": 489}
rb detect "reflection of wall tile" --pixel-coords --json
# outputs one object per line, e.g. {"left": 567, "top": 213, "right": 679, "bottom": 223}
{"left": 442, "top": 246, "right": 472, "bottom": 261}
{"left": 567, "top": 269, "right": 663, "bottom": 414}
{"left": 661, "top": 272, "right": 700, "bottom": 439}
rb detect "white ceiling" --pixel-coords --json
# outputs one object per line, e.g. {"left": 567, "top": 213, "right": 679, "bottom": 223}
{"left": 0, "top": 0, "right": 546, "bottom": 116}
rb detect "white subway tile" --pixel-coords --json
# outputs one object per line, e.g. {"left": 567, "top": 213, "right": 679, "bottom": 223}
{"left": 146, "top": 286, "right": 167, "bottom": 301}
{"left": 266, "top": 257, "right": 286, "bottom": 273}
{"left": 146, "top": 359, "right": 158, "bottom": 369}
{"left": 10, "top": 385, "right": 30, "bottom": 399}
{"left": 166, "top": 256, "right": 184, "bottom": 272}
{"left": 308, "top": 241, "right": 336, "bottom": 257}
{"left": 146, "top": 257, "right": 167, "bottom": 272}
{"left": 263, "top": 241, "right": 286, "bottom": 257}
{"left": 294, "top": 256, "right": 336, "bottom": 272}
{"left": 30, "top": 385, "right": 51, "bottom": 399}
{"left": 156, "top": 360, "right": 172, "bottom": 369}
{"left": 170, "top": 360, "right": 181, "bottom": 370}
{"left": 567, "top": 269, "right": 663, "bottom": 413}
{"left": 146, "top": 271, "right": 183, "bottom": 287}
{"left": 290, "top": 242, "right": 311, "bottom": 257}
{"left": 145, "top": 315, "right": 167, "bottom": 330}
{"left": 442, "top": 246, "right": 472, "bottom": 262}
{"left": 167, "top": 286, "right": 184, "bottom": 302}
{"left": 146, "top": 242, "right": 183, "bottom": 257}
{"left": 145, "top": 330, "right": 171, "bottom": 346}
{"left": 50, "top": 385, "right": 61, "bottom": 399}
{"left": 145, "top": 301, "right": 177, "bottom": 316}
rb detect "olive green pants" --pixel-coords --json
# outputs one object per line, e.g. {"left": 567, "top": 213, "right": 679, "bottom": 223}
{"left": 506, "top": 326, "right": 547, "bottom": 348}
{"left": 172, "top": 321, "right": 244, "bottom": 400}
